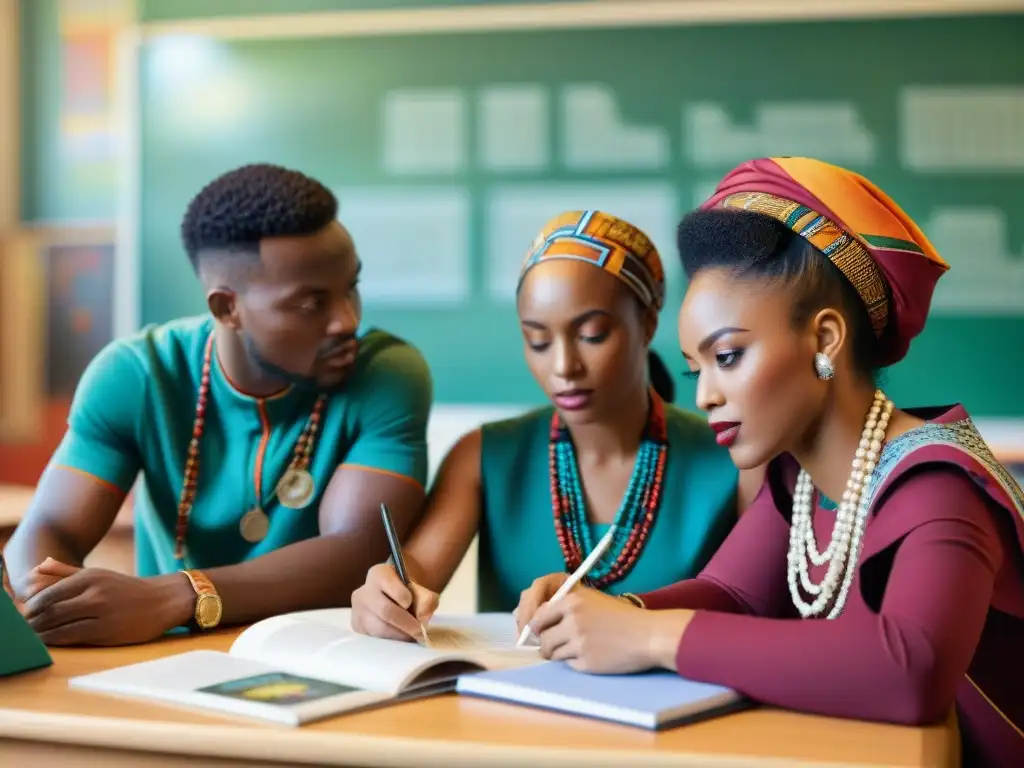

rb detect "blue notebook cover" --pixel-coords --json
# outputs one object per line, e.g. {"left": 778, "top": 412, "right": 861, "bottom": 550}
{"left": 456, "top": 661, "right": 749, "bottom": 730}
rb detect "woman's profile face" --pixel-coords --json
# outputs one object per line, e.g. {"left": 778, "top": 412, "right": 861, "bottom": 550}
{"left": 517, "top": 260, "right": 652, "bottom": 425}
{"left": 678, "top": 268, "right": 824, "bottom": 469}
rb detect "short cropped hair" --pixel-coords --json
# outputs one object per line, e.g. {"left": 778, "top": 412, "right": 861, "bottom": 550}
{"left": 181, "top": 163, "right": 338, "bottom": 270}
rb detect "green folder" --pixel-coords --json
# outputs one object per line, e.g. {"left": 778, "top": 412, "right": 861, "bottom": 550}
{"left": 0, "top": 557, "right": 52, "bottom": 677}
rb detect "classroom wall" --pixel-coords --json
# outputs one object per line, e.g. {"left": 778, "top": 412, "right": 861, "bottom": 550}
{"left": 6, "top": 0, "right": 1024, "bottom": 489}
{"left": 0, "top": 0, "right": 45, "bottom": 484}
{"left": 1, "top": 0, "right": 126, "bottom": 483}
{"left": 0, "top": 0, "right": 15, "bottom": 228}
{"left": 19, "top": 0, "right": 128, "bottom": 223}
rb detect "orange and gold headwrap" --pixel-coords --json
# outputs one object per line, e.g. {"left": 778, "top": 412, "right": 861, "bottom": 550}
{"left": 702, "top": 158, "right": 949, "bottom": 367}
{"left": 517, "top": 210, "right": 666, "bottom": 311}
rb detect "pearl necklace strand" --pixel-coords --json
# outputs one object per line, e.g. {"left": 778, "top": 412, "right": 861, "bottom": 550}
{"left": 787, "top": 388, "right": 893, "bottom": 619}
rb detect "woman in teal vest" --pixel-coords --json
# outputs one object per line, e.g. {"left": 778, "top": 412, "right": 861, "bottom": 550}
{"left": 351, "top": 210, "right": 761, "bottom": 641}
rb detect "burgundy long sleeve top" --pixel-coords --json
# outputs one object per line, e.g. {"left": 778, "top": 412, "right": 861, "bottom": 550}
{"left": 640, "top": 441, "right": 1024, "bottom": 766}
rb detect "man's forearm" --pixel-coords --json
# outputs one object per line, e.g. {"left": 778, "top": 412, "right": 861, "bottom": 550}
{"left": 4, "top": 470, "right": 126, "bottom": 598}
{"left": 156, "top": 533, "right": 386, "bottom": 628}
{"left": 3, "top": 522, "right": 86, "bottom": 595}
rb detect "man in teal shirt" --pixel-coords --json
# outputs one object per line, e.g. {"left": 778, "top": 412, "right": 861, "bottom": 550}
{"left": 3, "top": 163, "right": 433, "bottom": 646}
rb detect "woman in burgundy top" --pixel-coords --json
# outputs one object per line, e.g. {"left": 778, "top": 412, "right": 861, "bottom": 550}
{"left": 516, "top": 158, "right": 1023, "bottom": 766}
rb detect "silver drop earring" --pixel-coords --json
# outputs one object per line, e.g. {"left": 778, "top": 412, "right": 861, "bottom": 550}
{"left": 814, "top": 352, "right": 835, "bottom": 380}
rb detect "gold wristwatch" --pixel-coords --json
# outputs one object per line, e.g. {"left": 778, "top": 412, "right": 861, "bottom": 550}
{"left": 181, "top": 569, "right": 223, "bottom": 630}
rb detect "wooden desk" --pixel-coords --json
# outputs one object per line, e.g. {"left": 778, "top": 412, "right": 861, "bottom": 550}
{"left": 0, "top": 629, "right": 958, "bottom": 767}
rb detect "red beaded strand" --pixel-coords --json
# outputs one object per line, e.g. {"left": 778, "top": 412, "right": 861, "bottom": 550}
{"left": 174, "top": 335, "right": 214, "bottom": 562}
{"left": 550, "top": 442, "right": 578, "bottom": 567}
{"left": 293, "top": 397, "right": 326, "bottom": 472}
{"left": 550, "top": 390, "right": 668, "bottom": 587}
{"left": 604, "top": 446, "right": 666, "bottom": 585}
{"left": 173, "top": 334, "right": 328, "bottom": 563}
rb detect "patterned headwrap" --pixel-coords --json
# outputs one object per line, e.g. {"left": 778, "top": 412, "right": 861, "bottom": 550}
{"left": 517, "top": 210, "right": 666, "bottom": 311}
{"left": 702, "top": 157, "right": 949, "bottom": 367}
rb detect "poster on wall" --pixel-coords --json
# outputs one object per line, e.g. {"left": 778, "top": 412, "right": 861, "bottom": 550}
{"left": 43, "top": 244, "right": 115, "bottom": 398}
{"left": 58, "top": 0, "right": 131, "bottom": 162}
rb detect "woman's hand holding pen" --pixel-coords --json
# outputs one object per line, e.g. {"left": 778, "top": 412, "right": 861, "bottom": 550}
{"left": 513, "top": 572, "right": 570, "bottom": 635}
{"left": 527, "top": 587, "right": 696, "bottom": 675}
{"left": 513, "top": 570, "right": 638, "bottom": 636}
{"left": 351, "top": 563, "right": 438, "bottom": 642}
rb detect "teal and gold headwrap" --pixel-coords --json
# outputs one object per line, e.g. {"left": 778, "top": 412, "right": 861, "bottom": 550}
{"left": 517, "top": 210, "right": 666, "bottom": 311}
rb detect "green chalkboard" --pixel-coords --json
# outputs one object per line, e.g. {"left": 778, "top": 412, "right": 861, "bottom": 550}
{"left": 138, "top": 15, "right": 1024, "bottom": 414}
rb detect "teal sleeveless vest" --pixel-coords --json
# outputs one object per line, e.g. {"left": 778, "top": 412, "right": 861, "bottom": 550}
{"left": 478, "top": 405, "right": 739, "bottom": 612}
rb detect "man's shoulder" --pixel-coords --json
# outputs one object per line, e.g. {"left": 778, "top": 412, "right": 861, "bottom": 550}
{"left": 351, "top": 328, "right": 431, "bottom": 386}
{"left": 339, "top": 328, "right": 433, "bottom": 417}
{"left": 72, "top": 316, "right": 210, "bottom": 408}
{"left": 100, "top": 315, "right": 211, "bottom": 375}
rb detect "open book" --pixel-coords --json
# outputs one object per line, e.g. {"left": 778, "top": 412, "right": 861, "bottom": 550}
{"left": 69, "top": 609, "right": 539, "bottom": 726}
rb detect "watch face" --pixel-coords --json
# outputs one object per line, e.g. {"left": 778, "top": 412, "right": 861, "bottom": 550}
{"left": 196, "top": 594, "right": 222, "bottom": 628}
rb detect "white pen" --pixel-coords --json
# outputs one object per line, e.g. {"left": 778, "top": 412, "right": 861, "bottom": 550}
{"left": 515, "top": 525, "right": 618, "bottom": 648}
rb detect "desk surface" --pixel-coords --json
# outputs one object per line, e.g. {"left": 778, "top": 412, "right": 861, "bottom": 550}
{"left": 0, "top": 628, "right": 957, "bottom": 768}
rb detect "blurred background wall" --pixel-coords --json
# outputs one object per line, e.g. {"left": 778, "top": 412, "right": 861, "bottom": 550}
{"left": 2, "top": 0, "right": 1023, "bottom": 492}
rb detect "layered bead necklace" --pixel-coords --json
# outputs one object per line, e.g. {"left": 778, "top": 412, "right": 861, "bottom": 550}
{"left": 173, "top": 334, "right": 328, "bottom": 563}
{"left": 787, "top": 388, "right": 894, "bottom": 619}
{"left": 550, "top": 391, "right": 667, "bottom": 588}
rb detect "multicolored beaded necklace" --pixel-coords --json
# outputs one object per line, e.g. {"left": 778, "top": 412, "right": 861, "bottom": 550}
{"left": 550, "top": 390, "right": 668, "bottom": 588}
{"left": 173, "top": 334, "right": 327, "bottom": 563}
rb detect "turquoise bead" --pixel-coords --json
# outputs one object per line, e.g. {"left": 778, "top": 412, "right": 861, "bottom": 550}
{"left": 555, "top": 435, "right": 661, "bottom": 580}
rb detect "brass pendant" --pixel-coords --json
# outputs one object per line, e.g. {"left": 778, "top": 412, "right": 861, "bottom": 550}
{"left": 239, "top": 507, "right": 270, "bottom": 543}
{"left": 277, "top": 468, "right": 315, "bottom": 509}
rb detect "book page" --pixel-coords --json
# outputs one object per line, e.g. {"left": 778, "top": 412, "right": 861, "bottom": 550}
{"left": 421, "top": 613, "right": 539, "bottom": 659}
{"left": 230, "top": 613, "right": 443, "bottom": 695}
{"left": 230, "top": 610, "right": 539, "bottom": 696}
{"left": 423, "top": 627, "right": 487, "bottom": 650}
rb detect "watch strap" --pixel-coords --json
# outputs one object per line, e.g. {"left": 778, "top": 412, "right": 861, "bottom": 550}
{"left": 182, "top": 569, "right": 216, "bottom": 597}
{"left": 181, "top": 569, "right": 221, "bottom": 630}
